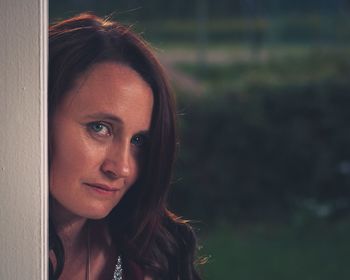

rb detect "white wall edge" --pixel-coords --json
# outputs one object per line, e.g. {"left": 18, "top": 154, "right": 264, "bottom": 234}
{"left": 0, "top": 0, "right": 48, "bottom": 278}
{"left": 40, "top": 0, "right": 49, "bottom": 279}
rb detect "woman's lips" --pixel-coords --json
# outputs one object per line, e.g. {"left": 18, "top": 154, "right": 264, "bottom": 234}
{"left": 84, "top": 183, "right": 119, "bottom": 193}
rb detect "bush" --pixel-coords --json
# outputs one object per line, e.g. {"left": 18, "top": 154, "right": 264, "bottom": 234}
{"left": 170, "top": 81, "right": 350, "bottom": 224}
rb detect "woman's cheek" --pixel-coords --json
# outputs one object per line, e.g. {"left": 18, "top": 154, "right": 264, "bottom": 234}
{"left": 128, "top": 159, "right": 140, "bottom": 187}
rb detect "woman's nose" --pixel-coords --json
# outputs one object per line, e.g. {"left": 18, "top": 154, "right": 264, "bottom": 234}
{"left": 100, "top": 142, "right": 131, "bottom": 180}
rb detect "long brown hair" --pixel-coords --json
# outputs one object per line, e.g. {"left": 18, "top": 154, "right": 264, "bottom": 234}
{"left": 49, "top": 13, "right": 202, "bottom": 279}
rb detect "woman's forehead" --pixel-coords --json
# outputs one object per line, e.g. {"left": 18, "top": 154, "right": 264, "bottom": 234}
{"left": 56, "top": 62, "right": 154, "bottom": 130}
{"left": 64, "top": 63, "right": 152, "bottom": 107}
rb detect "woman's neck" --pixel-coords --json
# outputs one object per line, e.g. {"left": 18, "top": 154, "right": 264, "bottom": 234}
{"left": 50, "top": 199, "right": 88, "bottom": 251}
{"left": 50, "top": 200, "right": 117, "bottom": 279}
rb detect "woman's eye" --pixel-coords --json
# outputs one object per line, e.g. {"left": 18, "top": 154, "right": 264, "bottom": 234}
{"left": 87, "top": 122, "right": 111, "bottom": 137}
{"left": 131, "top": 134, "right": 147, "bottom": 147}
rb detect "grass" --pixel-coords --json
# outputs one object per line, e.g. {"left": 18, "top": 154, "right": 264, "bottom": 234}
{"left": 198, "top": 221, "right": 350, "bottom": 280}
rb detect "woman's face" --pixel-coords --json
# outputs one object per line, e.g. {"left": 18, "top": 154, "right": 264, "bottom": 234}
{"left": 50, "top": 62, "right": 153, "bottom": 220}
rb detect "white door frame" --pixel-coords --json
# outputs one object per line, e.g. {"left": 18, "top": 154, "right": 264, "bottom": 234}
{"left": 0, "top": 0, "right": 48, "bottom": 279}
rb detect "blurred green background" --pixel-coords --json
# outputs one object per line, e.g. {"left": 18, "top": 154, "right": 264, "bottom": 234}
{"left": 50, "top": 1, "right": 350, "bottom": 279}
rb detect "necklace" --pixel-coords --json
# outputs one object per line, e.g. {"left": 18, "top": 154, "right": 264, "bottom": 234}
{"left": 85, "top": 221, "right": 123, "bottom": 280}
{"left": 112, "top": 256, "right": 123, "bottom": 280}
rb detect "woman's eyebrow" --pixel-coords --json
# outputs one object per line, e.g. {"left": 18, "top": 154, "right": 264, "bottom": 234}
{"left": 137, "top": 130, "right": 150, "bottom": 136}
{"left": 85, "top": 112, "right": 124, "bottom": 124}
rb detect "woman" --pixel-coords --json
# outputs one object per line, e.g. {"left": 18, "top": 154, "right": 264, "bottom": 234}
{"left": 49, "top": 13, "right": 202, "bottom": 280}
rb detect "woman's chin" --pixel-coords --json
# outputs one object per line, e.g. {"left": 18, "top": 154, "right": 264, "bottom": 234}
{"left": 86, "top": 212, "right": 110, "bottom": 220}
{"left": 81, "top": 207, "right": 114, "bottom": 220}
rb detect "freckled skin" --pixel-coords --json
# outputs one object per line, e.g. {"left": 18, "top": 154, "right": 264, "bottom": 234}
{"left": 50, "top": 63, "right": 154, "bottom": 220}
